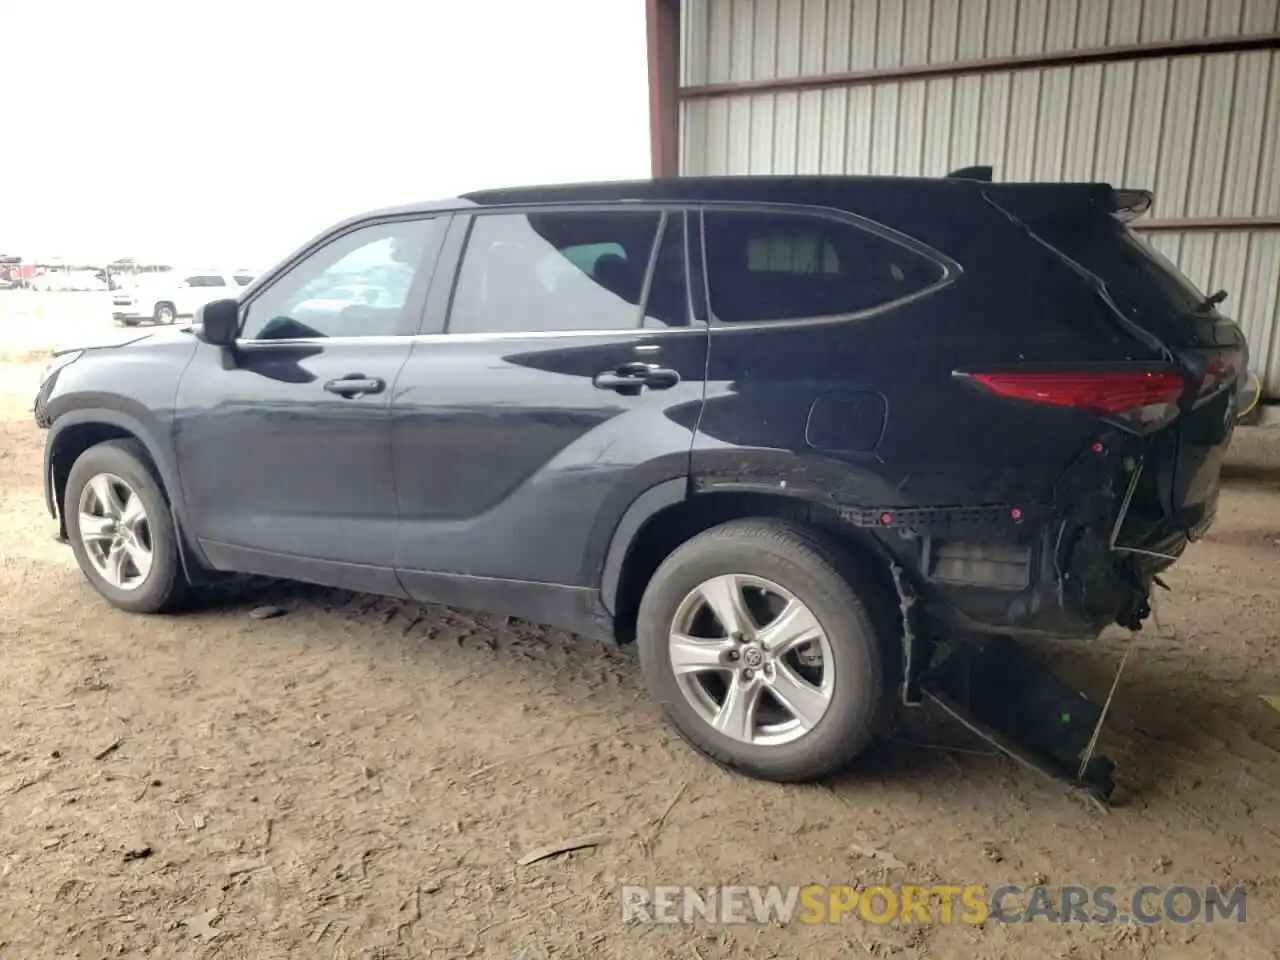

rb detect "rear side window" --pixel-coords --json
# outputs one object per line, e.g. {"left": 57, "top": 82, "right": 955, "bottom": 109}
{"left": 449, "top": 210, "right": 665, "bottom": 334}
{"left": 704, "top": 211, "right": 945, "bottom": 323}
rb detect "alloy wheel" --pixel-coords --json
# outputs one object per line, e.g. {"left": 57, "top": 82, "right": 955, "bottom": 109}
{"left": 77, "top": 473, "right": 153, "bottom": 591}
{"left": 668, "top": 574, "right": 835, "bottom": 746}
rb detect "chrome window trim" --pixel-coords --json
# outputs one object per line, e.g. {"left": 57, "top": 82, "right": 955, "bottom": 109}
{"left": 233, "top": 326, "right": 708, "bottom": 349}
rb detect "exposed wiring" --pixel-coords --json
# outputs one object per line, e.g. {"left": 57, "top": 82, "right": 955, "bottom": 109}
{"left": 1077, "top": 632, "right": 1135, "bottom": 781}
{"left": 1107, "top": 461, "right": 1144, "bottom": 551}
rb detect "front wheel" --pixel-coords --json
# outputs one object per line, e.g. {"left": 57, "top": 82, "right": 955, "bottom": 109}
{"left": 64, "top": 439, "right": 187, "bottom": 614}
{"left": 153, "top": 302, "right": 176, "bottom": 325}
{"left": 637, "top": 519, "right": 891, "bottom": 783}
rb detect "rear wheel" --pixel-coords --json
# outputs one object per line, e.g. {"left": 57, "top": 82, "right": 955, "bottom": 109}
{"left": 153, "top": 302, "right": 176, "bottom": 325}
{"left": 637, "top": 519, "right": 890, "bottom": 783}
{"left": 64, "top": 439, "right": 187, "bottom": 614}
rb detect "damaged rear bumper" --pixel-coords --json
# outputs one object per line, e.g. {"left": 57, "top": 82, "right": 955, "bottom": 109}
{"left": 920, "top": 634, "right": 1118, "bottom": 805}
{"left": 851, "top": 503, "right": 1176, "bottom": 642}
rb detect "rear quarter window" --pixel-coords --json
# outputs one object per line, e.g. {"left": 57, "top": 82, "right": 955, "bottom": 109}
{"left": 1037, "top": 218, "right": 1207, "bottom": 316}
{"left": 704, "top": 210, "right": 945, "bottom": 323}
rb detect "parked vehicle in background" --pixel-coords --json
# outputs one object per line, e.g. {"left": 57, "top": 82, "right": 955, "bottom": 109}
{"left": 33, "top": 175, "right": 1249, "bottom": 785}
{"left": 111, "top": 270, "right": 255, "bottom": 325}
{"left": 0, "top": 257, "right": 21, "bottom": 288}
{"left": 28, "top": 270, "right": 109, "bottom": 292}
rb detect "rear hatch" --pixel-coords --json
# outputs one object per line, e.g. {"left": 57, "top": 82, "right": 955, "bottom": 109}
{"left": 986, "top": 185, "right": 1248, "bottom": 543}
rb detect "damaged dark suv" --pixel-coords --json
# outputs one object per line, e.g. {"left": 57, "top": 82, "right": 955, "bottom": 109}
{"left": 34, "top": 173, "right": 1247, "bottom": 791}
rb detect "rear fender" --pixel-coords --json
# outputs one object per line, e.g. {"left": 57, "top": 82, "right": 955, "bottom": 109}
{"left": 600, "top": 474, "right": 904, "bottom": 616}
{"left": 599, "top": 478, "right": 688, "bottom": 615}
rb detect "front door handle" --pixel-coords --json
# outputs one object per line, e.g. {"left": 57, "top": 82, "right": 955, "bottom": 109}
{"left": 323, "top": 375, "right": 385, "bottom": 398}
{"left": 593, "top": 363, "right": 680, "bottom": 394}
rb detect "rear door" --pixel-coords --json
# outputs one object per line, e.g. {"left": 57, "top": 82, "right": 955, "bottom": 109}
{"left": 391, "top": 206, "right": 707, "bottom": 603}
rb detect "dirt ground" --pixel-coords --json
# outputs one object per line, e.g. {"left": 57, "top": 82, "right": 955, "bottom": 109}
{"left": 2, "top": 296, "right": 1280, "bottom": 959}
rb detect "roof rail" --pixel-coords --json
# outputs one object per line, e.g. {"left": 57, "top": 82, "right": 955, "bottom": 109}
{"left": 947, "top": 165, "right": 994, "bottom": 182}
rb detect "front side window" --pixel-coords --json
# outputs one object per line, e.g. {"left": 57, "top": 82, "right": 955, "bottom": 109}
{"left": 233, "top": 274, "right": 254, "bottom": 287}
{"left": 240, "top": 217, "right": 440, "bottom": 340}
{"left": 448, "top": 210, "right": 665, "bottom": 334}
{"left": 704, "top": 210, "right": 945, "bottom": 323}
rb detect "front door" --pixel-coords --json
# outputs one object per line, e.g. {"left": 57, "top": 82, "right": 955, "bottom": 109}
{"left": 173, "top": 215, "right": 447, "bottom": 592}
{"left": 391, "top": 207, "right": 707, "bottom": 607}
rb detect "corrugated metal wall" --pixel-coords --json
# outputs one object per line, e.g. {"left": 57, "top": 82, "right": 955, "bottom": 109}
{"left": 679, "top": 0, "right": 1280, "bottom": 397}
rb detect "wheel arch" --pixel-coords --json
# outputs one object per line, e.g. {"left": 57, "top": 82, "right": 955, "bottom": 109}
{"left": 604, "top": 485, "right": 900, "bottom": 647}
{"left": 44, "top": 409, "right": 208, "bottom": 569}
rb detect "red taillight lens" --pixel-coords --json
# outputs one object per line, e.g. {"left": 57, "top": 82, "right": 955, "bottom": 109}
{"left": 1200, "top": 355, "right": 1236, "bottom": 395}
{"left": 969, "top": 370, "right": 1188, "bottom": 429}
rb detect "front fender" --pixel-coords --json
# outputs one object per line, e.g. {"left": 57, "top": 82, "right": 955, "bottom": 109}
{"left": 43, "top": 407, "right": 207, "bottom": 568}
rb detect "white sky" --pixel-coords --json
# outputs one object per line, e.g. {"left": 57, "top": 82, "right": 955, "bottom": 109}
{"left": 0, "top": 0, "right": 650, "bottom": 267}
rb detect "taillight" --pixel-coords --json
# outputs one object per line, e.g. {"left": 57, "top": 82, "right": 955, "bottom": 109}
{"left": 1199, "top": 355, "right": 1236, "bottom": 396}
{"left": 967, "top": 370, "right": 1188, "bottom": 430}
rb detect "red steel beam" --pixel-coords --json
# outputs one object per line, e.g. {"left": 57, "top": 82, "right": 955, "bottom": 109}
{"left": 646, "top": 0, "right": 681, "bottom": 178}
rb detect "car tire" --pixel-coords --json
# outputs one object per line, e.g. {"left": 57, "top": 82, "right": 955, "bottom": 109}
{"left": 119, "top": 318, "right": 140, "bottom": 327}
{"left": 64, "top": 439, "right": 188, "bottom": 614}
{"left": 153, "top": 302, "right": 176, "bottom": 325}
{"left": 636, "top": 518, "right": 892, "bottom": 783}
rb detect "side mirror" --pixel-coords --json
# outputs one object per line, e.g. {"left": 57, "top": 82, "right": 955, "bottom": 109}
{"left": 195, "top": 298, "right": 239, "bottom": 347}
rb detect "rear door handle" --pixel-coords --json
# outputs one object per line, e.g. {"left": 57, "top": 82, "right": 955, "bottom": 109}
{"left": 593, "top": 363, "right": 680, "bottom": 393}
{"left": 323, "top": 375, "right": 385, "bottom": 398}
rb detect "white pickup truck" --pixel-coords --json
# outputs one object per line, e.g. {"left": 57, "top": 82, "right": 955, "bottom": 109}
{"left": 111, "top": 270, "right": 256, "bottom": 325}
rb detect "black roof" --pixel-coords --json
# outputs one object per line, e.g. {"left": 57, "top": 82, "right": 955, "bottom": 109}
{"left": 461, "top": 174, "right": 986, "bottom": 207}
{"left": 332, "top": 174, "right": 1119, "bottom": 238}
{"left": 460, "top": 173, "right": 1119, "bottom": 207}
